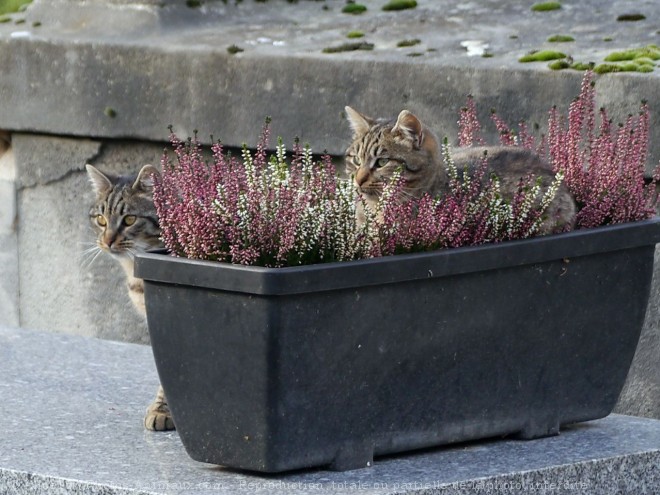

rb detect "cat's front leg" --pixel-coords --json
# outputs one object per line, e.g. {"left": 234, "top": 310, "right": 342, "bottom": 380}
{"left": 144, "top": 385, "right": 175, "bottom": 431}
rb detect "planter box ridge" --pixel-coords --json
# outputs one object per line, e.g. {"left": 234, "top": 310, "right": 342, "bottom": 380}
{"left": 134, "top": 218, "right": 660, "bottom": 473}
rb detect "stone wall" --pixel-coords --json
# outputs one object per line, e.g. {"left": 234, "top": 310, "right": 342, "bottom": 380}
{"left": 9, "top": 134, "right": 164, "bottom": 343}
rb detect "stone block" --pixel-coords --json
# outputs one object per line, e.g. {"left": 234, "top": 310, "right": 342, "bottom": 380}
{"left": 615, "top": 245, "right": 660, "bottom": 419}
{"left": 2, "top": 326, "right": 660, "bottom": 495}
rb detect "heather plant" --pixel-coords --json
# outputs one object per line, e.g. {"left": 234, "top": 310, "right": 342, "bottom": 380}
{"left": 155, "top": 72, "right": 657, "bottom": 268}
{"left": 458, "top": 71, "right": 658, "bottom": 228}
{"left": 375, "top": 143, "right": 564, "bottom": 256}
{"left": 154, "top": 123, "right": 377, "bottom": 267}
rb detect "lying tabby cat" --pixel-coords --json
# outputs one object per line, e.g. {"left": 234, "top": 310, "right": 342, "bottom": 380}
{"left": 86, "top": 164, "right": 174, "bottom": 431}
{"left": 344, "top": 106, "right": 577, "bottom": 233}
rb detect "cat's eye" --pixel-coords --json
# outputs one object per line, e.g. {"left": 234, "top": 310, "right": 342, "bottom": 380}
{"left": 352, "top": 155, "right": 361, "bottom": 166}
{"left": 376, "top": 158, "right": 390, "bottom": 168}
{"left": 123, "top": 215, "right": 137, "bottom": 226}
{"left": 96, "top": 215, "right": 107, "bottom": 227}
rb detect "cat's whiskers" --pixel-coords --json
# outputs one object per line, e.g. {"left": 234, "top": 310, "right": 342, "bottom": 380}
{"left": 78, "top": 243, "right": 104, "bottom": 269}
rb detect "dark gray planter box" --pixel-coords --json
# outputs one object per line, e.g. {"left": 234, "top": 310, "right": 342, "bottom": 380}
{"left": 134, "top": 218, "right": 660, "bottom": 473}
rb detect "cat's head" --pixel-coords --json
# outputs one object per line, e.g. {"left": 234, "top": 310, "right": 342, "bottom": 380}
{"left": 86, "top": 164, "right": 162, "bottom": 258}
{"left": 344, "top": 106, "right": 442, "bottom": 201}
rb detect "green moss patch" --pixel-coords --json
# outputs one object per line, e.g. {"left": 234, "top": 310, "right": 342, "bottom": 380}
{"left": 322, "top": 41, "right": 374, "bottom": 53}
{"left": 519, "top": 42, "right": 658, "bottom": 75}
{"left": 397, "top": 38, "right": 420, "bottom": 48}
{"left": 594, "top": 62, "right": 653, "bottom": 74}
{"left": 604, "top": 45, "right": 660, "bottom": 62}
{"left": 547, "top": 34, "right": 574, "bottom": 43}
{"left": 382, "top": 0, "right": 417, "bottom": 11}
{"left": 519, "top": 50, "right": 566, "bottom": 62}
{"left": 104, "top": 107, "right": 117, "bottom": 118}
{"left": 346, "top": 30, "right": 364, "bottom": 39}
{"left": 0, "top": 0, "right": 31, "bottom": 16}
{"left": 531, "top": 2, "right": 561, "bottom": 12}
{"left": 227, "top": 45, "right": 244, "bottom": 55}
{"left": 342, "top": 3, "right": 367, "bottom": 14}
{"left": 617, "top": 13, "right": 646, "bottom": 22}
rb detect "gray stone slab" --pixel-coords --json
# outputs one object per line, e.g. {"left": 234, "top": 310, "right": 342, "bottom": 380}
{"left": 1, "top": 326, "right": 660, "bottom": 495}
{"left": 0, "top": 0, "right": 658, "bottom": 168}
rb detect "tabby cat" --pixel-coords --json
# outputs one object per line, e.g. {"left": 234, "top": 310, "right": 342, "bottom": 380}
{"left": 344, "top": 106, "right": 577, "bottom": 233}
{"left": 86, "top": 164, "right": 174, "bottom": 431}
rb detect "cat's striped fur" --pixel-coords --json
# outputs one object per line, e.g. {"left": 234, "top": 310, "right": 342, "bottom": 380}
{"left": 344, "top": 107, "right": 577, "bottom": 234}
{"left": 86, "top": 164, "right": 175, "bottom": 431}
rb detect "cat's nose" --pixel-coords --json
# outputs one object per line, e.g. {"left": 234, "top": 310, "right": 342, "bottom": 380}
{"left": 355, "top": 167, "right": 370, "bottom": 187}
{"left": 102, "top": 232, "right": 119, "bottom": 250}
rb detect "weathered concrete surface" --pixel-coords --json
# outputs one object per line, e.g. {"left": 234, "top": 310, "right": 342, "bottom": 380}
{"left": 616, "top": 245, "right": 660, "bottom": 419}
{"left": 3, "top": 326, "right": 660, "bottom": 495}
{"left": 0, "top": 140, "right": 18, "bottom": 328}
{"left": 0, "top": 0, "right": 658, "bottom": 167}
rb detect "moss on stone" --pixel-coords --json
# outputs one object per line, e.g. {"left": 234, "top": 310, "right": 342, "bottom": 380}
{"left": 593, "top": 61, "right": 654, "bottom": 74}
{"left": 104, "top": 107, "right": 117, "bottom": 118}
{"left": 346, "top": 30, "right": 364, "bottom": 39}
{"left": 616, "top": 13, "right": 646, "bottom": 22}
{"left": 397, "top": 38, "right": 420, "bottom": 48}
{"left": 342, "top": 3, "right": 367, "bottom": 14}
{"left": 570, "top": 61, "right": 594, "bottom": 71}
{"left": 407, "top": 52, "right": 424, "bottom": 57}
{"left": 322, "top": 41, "right": 374, "bottom": 53}
{"left": 531, "top": 2, "right": 561, "bottom": 12}
{"left": 547, "top": 34, "right": 574, "bottom": 42}
{"left": 0, "top": 0, "right": 31, "bottom": 16}
{"left": 519, "top": 50, "right": 566, "bottom": 62}
{"left": 548, "top": 60, "right": 571, "bottom": 70}
{"left": 227, "top": 45, "right": 244, "bottom": 55}
{"left": 604, "top": 45, "right": 660, "bottom": 62}
{"left": 382, "top": 0, "right": 417, "bottom": 11}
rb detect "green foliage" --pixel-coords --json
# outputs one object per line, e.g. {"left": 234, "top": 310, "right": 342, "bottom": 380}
{"left": 382, "top": 0, "right": 417, "bottom": 11}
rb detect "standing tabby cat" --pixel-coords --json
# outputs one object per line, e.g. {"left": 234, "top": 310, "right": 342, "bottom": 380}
{"left": 344, "top": 106, "right": 577, "bottom": 233}
{"left": 86, "top": 164, "right": 174, "bottom": 431}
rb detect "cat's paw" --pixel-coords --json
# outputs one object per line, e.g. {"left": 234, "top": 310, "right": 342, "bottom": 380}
{"left": 144, "top": 401, "right": 175, "bottom": 431}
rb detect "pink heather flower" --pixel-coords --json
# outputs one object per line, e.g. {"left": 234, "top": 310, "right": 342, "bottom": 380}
{"left": 155, "top": 71, "right": 657, "bottom": 267}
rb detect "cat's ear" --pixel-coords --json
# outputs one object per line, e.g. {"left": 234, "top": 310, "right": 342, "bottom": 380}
{"left": 345, "top": 106, "right": 373, "bottom": 137}
{"left": 133, "top": 165, "right": 160, "bottom": 193}
{"left": 85, "top": 164, "right": 113, "bottom": 196}
{"left": 392, "top": 110, "right": 424, "bottom": 149}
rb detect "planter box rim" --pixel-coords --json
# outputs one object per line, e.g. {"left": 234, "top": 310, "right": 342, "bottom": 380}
{"left": 134, "top": 217, "right": 660, "bottom": 295}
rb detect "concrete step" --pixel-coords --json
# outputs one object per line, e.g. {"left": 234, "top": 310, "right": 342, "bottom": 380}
{"left": 2, "top": 326, "right": 660, "bottom": 494}
{"left": 0, "top": 0, "right": 658, "bottom": 161}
